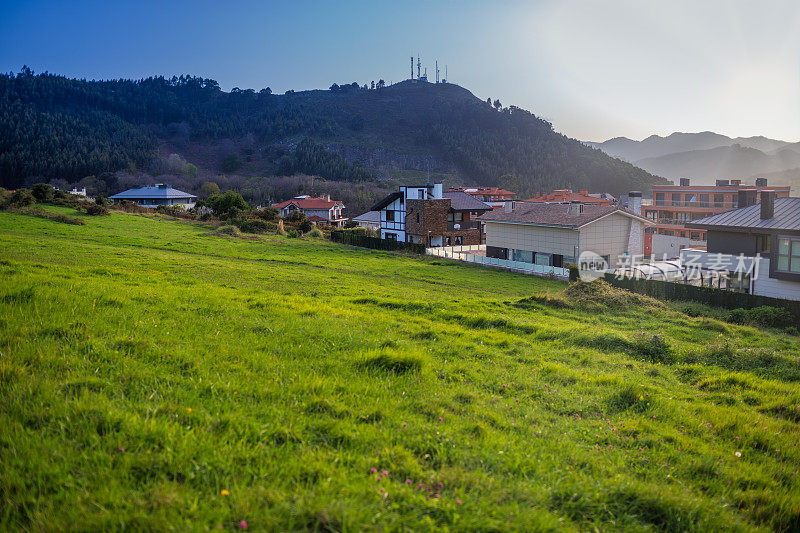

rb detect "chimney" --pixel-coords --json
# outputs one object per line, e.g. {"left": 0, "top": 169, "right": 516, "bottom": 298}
{"left": 324, "top": 194, "right": 330, "bottom": 202}
{"left": 715, "top": 179, "right": 730, "bottom": 187}
{"left": 679, "top": 177, "right": 690, "bottom": 187}
{"left": 580, "top": 190, "right": 588, "bottom": 196}
{"left": 755, "top": 177, "right": 767, "bottom": 187}
{"left": 628, "top": 191, "right": 642, "bottom": 215}
{"left": 504, "top": 200, "right": 515, "bottom": 213}
{"left": 569, "top": 200, "right": 583, "bottom": 216}
{"left": 738, "top": 189, "right": 757, "bottom": 208}
{"left": 761, "top": 190, "right": 775, "bottom": 219}
{"left": 730, "top": 179, "right": 741, "bottom": 186}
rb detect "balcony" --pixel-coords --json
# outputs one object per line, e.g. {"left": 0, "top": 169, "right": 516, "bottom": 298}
{"left": 447, "top": 221, "right": 481, "bottom": 231}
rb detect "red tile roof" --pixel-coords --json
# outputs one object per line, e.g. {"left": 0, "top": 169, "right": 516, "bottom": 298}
{"left": 525, "top": 189, "right": 612, "bottom": 205}
{"left": 306, "top": 215, "right": 328, "bottom": 222}
{"left": 272, "top": 196, "right": 343, "bottom": 209}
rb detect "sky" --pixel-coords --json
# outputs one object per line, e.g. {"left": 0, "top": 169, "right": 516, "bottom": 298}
{"left": 2, "top": 0, "right": 800, "bottom": 142}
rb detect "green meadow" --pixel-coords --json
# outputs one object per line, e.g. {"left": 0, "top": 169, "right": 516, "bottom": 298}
{"left": 1, "top": 207, "right": 799, "bottom": 531}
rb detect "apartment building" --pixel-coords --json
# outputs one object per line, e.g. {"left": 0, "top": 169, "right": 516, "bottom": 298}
{"left": 644, "top": 178, "right": 791, "bottom": 256}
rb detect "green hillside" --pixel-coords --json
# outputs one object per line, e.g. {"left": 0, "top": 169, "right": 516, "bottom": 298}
{"left": 0, "top": 70, "right": 667, "bottom": 198}
{"left": 1, "top": 208, "right": 799, "bottom": 530}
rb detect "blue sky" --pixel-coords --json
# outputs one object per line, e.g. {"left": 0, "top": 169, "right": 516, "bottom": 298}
{"left": 2, "top": 0, "right": 800, "bottom": 141}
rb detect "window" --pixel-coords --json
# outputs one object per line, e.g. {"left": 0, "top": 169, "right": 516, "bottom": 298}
{"left": 385, "top": 233, "right": 397, "bottom": 242}
{"left": 454, "top": 236, "right": 463, "bottom": 245}
{"left": 418, "top": 190, "right": 424, "bottom": 199}
{"left": 386, "top": 210, "right": 395, "bottom": 222}
{"left": 690, "top": 232, "right": 700, "bottom": 241}
{"left": 756, "top": 234, "right": 770, "bottom": 253}
{"left": 645, "top": 210, "right": 657, "bottom": 221}
{"left": 672, "top": 193, "right": 681, "bottom": 206}
{"left": 699, "top": 194, "right": 709, "bottom": 207}
{"left": 655, "top": 193, "right": 665, "bottom": 206}
{"left": 714, "top": 194, "right": 724, "bottom": 208}
{"left": 416, "top": 213, "right": 420, "bottom": 223}
{"left": 777, "top": 237, "right": 800, "bottom": 273}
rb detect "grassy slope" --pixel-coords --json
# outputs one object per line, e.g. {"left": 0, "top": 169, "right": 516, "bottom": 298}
{"left": 1, "top": 208, "right": 799, "bottom": 531}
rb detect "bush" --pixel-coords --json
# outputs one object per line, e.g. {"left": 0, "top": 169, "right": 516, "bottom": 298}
{"left": 233, "top": 218, "right": 272, "bottom": 234}
{"left": 255, "top": 207, "right": 278, "bottom": 221}
{"left": 31, "top": 183, "right": 54, "bottom": 202}
{"left": 213, "top": 225, "right": 241, "bottom": 236}
{"left": 287, "top": 229, "right": 299, "bottom": 238}
{"left": 3, "top": 188, "right": 34, "bottom": 209}
{"left": 206, "top": 191, "right": 249, "bottom": 219}
{"left": 84, "top": 203, "right": 110, "bottom": 216}
{"left": 307, "top": 228, "right": 323, "bottom": 238}
{"left": 12, "top": 205, "right": 85, "bottom": 225}
{"left": 298, "top": 219, "right": 313, "bottom": 233}
{"left": 632, "top": 333, "right": 675, "bottom": 364}
{"left": 727, "top": 306, "right": 794, "bottom": 329}
{"left": 283, "top": 210, "right": 306, "bottom": 223}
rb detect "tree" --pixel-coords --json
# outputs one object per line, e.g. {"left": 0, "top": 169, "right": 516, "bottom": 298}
{"left": 329, "top": 83, "right": 340, "bottom": 92}
{"left": 206, "top": 191, "right": 249, "bottom": 218}
{"left": 298, "top": 218, "right": 313, "bottom": 233}
{"left": 259, "top": 87, "right": 272, "bottom": 95}
{"left": 31, "top": 183, "right": 54, "bottom": 202}
{"left": 200, "top": 181, "right": 220, "bottom": 198}
{"left": 493, "top": 99, "right": 502, "bottom": 110}
{"left": 371, "top": 81, "right": 375, "bottom": 90}
{"left": 377, "top": 79, "right": 385, "bottom": 89}
{"left": 486, "top": 97, "right": 492, "bottom": 105}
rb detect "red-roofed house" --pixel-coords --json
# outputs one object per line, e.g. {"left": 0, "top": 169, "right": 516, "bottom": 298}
{"left": 525, "top": 189, "right": 614, "bottom": 206}
{"left": 272, "top": 195, "right": 347, "bottom": 227}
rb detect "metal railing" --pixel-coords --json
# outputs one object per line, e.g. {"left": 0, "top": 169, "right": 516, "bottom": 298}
{"left": 426, "top": 246, "right": 568, "bottom": 279}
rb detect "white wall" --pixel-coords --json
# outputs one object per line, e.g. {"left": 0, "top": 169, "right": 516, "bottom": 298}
{"left": 484, "top": 221, "right": 578, "bottom": 258}
{"left": 579, "top": 213, "right": 644, "bottom": 267}
{"left": 752, "top": 258, "right": 800, "bottom": 301}
{"left": 651, "top": 233, "right": 690, "bottom": 260}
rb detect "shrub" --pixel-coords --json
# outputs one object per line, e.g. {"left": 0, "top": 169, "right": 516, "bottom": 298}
{"left": 233, "top": 218, "right": 272, "bottom": 234}
{"left": 206, "top": 191, "right": 249, "bottom": 219}
{"left": 566, "top": 263, "right": 579, "bottom": 282}
{"left": 3, "top": 189, "right": 34, "bottom": 208}
{"left": 84, "top": 203, "right": 110, "bottom": 216}
{"left": 307, "top": 228, "right": 323, "bottom": 238}
{"left": 31, "top": 183, "right": 54, "bottom": 202}
{"left": 287, "top": 229, "right": 299, "bottom": 238}
{"left": 255, "top": 207, "right": 278, "bottom": 221}
{"left": 298, "top": 219, "right": 313, "bottom": 233}
{"left": 632, "top": 333, "right": 675, "bottom": 364}
{"left": 213, "top": 225, "right": 241, "bottom": 236}
{"left": 284, "top": 210, "right": 306, "bottom": 223}
{"left": 11, "top": 205, "right": 85, "bottom": 225}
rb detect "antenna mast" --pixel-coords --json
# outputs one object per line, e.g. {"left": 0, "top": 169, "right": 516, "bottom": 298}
{"left": 410, "top": 56, "right": 414, "bottom": 80}
{"left": 436, "top": 60, "right": 439, "bottom": 83}
{"left": 417, "top": 56, "right": 421, "bottom": 79}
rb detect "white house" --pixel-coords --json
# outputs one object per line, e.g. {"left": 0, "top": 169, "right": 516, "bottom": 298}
{"left": 479, "top": 201, "right": 651, "bottom": 268}
{"left": 371, "top": 184, "right": 443, "bottom": 242}
{"left": 272, "top": 195, "right": 346, "bottom": 227}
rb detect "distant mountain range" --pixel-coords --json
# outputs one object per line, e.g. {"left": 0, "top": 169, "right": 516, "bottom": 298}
{"left": 587, "top": 132, "right": 800, "bottom": 189}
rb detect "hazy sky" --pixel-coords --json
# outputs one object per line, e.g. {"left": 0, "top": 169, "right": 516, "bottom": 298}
{"left": 2, "top": 0, "right": 799, "bottom": 142}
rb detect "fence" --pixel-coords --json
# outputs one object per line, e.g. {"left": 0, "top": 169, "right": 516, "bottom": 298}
{"left": 604, "top": 273, "right": 800, "bottom": 319}
{"left": 330, "top": 230, "right": 426, "bottom": 254}
{"left": 427, "top": 246, "right": 569, "bottom": 279}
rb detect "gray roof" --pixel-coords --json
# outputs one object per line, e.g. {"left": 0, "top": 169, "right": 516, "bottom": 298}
{"left": 442, "top": 191, "right": 492, "bottom": 211}
{"left": 370, "top": 192, "right": 402, "bottom": 211}
{"left": 687, "top": 197, "right": 800, "bottom": 232}
{"left": 110, "top": 185, "right": 196, "bottom": 200}
{"left": 479, "top": 203, "right": 649, "bottom": 228}
{"left": 353, "top": 210, "right": 381, "bottom": 223}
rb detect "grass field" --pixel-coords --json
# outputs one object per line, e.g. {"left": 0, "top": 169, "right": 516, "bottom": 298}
{"left": 1, "top": 207, "right": 799, "bottom": 531}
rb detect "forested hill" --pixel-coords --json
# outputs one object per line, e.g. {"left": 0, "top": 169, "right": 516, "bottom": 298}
{"left": 0, "top": 69, "right": 667, "bottom": 195}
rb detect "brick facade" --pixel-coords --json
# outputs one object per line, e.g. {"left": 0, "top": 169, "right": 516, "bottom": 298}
{"left": 406, "top": 199, "right": 482, "bottom": 246}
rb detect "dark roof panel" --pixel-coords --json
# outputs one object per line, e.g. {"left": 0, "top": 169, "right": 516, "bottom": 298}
{"left": 687, "top": 198, "right": 800, "bottom": 232}
{"left": 441, "top": 191, "right": 492, "bottom": 211}
{"left": 370, "top": 192, "right": 402, "bottom": 211}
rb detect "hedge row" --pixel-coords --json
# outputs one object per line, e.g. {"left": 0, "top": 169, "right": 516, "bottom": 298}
{"left": 330, "top": 230, "right": 425, "bottom": 254}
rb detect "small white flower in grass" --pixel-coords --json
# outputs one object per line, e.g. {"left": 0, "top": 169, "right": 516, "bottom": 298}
{"left": 735, "top": 451, "right": 742, "bottom": 458}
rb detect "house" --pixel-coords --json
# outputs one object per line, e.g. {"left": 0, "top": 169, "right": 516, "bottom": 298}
{"left": 447, "top": 187, "right": 515, "bottom": 210}
{"left": 68, "top": 187, "right": 87, "bottom": 197}
{"left": 645, "top": 178, "right": 790, "bottom": 255}
{"left": 479, "top": 201, "right": 652, "bottom": 268}
{"left": 352, "top": 210, "right": 381, "bottom": 230}
{"left": 109, "top": 184, "right": 196, "bottom": 208}
{"left": 371, "top": 184, "right": 492, "bottom": 245}
{"left": 683, "top": 190, "right": 800, "bottom": 300}
{"left": 525, "top": 189, "right": 615, "bottom": 206}
{"left": 272, "top": 195, "right": 346, "bottom": 227}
